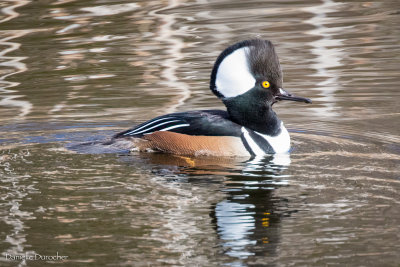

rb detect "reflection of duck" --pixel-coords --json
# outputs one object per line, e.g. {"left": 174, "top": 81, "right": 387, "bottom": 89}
{"left": 212, "top": 186, "right": 282, "bottom": 262}
{"left": 207, "top": 156, "right": 290, "bottom": 262}
{"left": 117, "top": 148, "right": 291, "bottom": 264}
{"left": 113, "top": 39, "right": 311, "bottom": 157}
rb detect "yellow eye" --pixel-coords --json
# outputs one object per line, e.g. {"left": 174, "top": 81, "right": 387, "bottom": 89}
{"left": 262, "top": 81, "right": 270, "bottom": 88}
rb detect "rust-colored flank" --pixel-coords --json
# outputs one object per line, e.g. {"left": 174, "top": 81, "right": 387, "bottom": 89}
{"left": 135, "top": 131, "right": 249, "bottom": 157}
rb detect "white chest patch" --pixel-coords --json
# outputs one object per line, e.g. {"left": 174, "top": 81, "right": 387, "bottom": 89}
{"left": 241, "top": 122, "right": 291, "bottom": 155}
{"left": 215, "top": 47, "right": 256, "bottom": 98}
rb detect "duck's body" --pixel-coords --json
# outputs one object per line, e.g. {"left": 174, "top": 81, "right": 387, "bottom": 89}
{"left": 113, "top": 39, "right": 310, "bottom": 157}
{"left": 114, "top": 109, "right": 289, "bottom": 157}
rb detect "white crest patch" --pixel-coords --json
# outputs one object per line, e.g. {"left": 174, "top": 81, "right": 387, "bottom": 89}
{"left": 215, "top": 47, "right": 256, "bottom": 98}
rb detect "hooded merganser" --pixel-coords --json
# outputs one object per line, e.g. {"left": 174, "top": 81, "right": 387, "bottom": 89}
{"left": 113, "top": 39, "right": 311, "bottom": 157}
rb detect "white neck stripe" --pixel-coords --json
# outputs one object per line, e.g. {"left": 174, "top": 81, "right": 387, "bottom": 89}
{"left": 241, "top": 127, "right": 265, "bottom": 156}
{"left": 253, "top": 122, "right": 290, "bottom": 153}
{"left": 241, "top": 123, "right": 291, "bottom": 155}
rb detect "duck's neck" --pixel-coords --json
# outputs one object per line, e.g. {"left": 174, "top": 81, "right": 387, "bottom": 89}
{"left": 223, "top": 91, "right": 282, "bottom": 136}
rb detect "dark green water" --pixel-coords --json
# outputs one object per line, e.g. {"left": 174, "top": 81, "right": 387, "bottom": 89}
{"left": 0, "top": 0, "right": 399, "bottom": 266}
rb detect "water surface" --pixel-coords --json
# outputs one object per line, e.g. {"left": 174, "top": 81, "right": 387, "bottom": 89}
{"left": 0, "top": 0, "right": 399, "bottom": 266}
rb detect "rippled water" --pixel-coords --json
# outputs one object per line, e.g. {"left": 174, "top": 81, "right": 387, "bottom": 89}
{"left": 1, "top": 0, "right": 399, "bottom": 266}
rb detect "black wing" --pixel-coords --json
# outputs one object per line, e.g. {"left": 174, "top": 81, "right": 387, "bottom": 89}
{"left": 114, "top": 110, "right": 242, "bottom": 138}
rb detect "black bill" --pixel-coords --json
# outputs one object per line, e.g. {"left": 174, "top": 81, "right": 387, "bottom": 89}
{"left": 275, "top": 88, "right": 312, "bottom": 104}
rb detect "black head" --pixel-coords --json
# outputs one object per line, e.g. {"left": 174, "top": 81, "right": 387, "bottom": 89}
{"left": 210, "top": 39, "right": 311, "bottom": 105}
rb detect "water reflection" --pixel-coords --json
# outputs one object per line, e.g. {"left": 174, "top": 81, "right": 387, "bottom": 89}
{"left": 0, "top": 1, "right": 32, "bottom": 120}
{"left": 302, "top": 0, "right": 345, "bottom": 118}
{"left": 137, "top": 153, "right": 291, "bottom": 265}
{"left": 0, "top": 150, "right": 37, "bottom": 267}
{"left": 0, "top": 0, "right": 29, "bottom": 23}
{"left": 149, "top": 0, "right": 191, "bottom": 114}
{"left": 213, "top": 156, "right": 289, "bottom": 264}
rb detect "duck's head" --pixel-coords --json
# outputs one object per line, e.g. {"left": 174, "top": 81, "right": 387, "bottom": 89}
{"left": 210, "top": 39, "right": 311, "bottom": 106}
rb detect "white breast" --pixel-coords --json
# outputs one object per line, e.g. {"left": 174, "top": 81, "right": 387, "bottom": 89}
{"left": 259, "top": 123, "right": 291, "bottom": 153}
{"left": 241, "top": 122, "right": 291, "bottom": 155}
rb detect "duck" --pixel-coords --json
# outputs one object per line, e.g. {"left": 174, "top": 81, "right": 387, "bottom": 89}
{"left": 112, "top": 39, "right": 311, "bottom": 157}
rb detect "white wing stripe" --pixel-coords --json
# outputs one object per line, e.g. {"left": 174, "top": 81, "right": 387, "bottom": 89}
{"left": 159, "top": 124, "right": 190, "bottom": 132}
{"left": 129, "top": 120, "right": 182, "bottom": 135}
{"left": 125, "top": 117, "right": 176, "bottom": 135}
